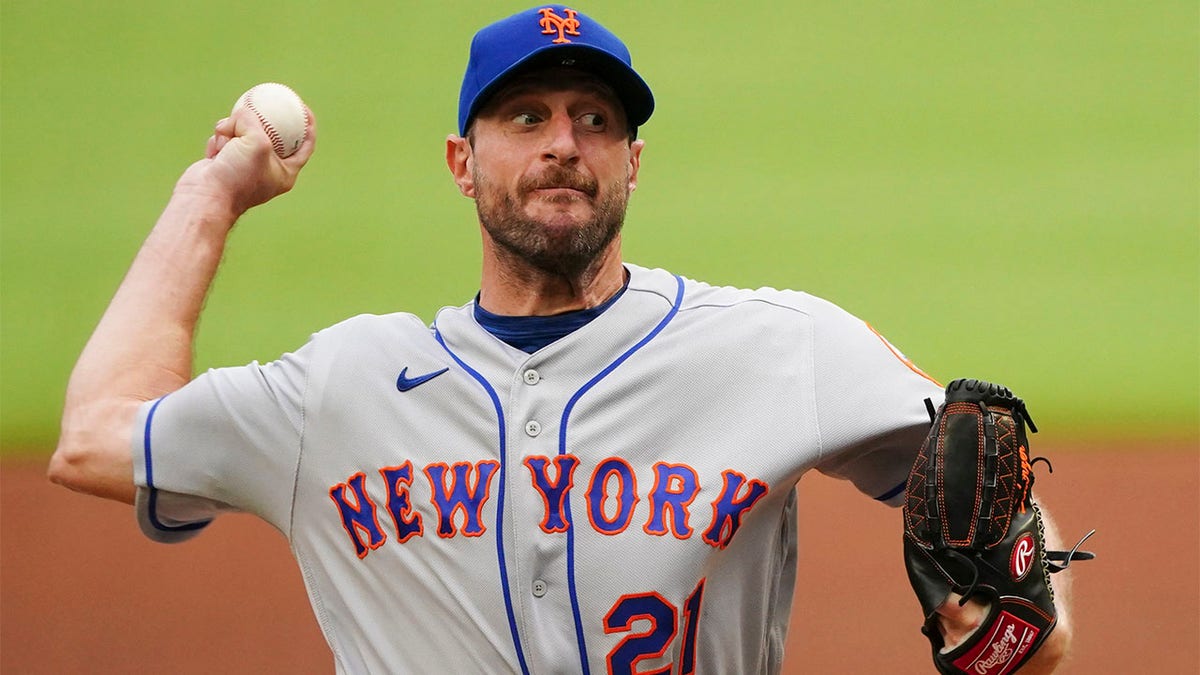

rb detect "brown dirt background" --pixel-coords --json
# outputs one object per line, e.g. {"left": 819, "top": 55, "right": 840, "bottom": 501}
{"left": 2, "top": 443, "right": 1196, "bottom": 673}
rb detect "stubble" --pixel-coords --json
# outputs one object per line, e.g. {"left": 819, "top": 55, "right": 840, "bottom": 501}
{"left": 473, "top": 163, "right": 629, "bottom": 278}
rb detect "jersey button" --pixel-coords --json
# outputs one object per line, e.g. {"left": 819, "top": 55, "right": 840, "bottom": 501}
{"left": 532, "top": 579, "right": 547, "bottom": 597}
{"left": 525, "top": 420, "right": 541, "bottom": 437}
{"left": 523, "top": 369, "right": 540, "bottom": 385}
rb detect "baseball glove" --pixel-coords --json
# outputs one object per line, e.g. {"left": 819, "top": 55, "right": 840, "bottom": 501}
{"left": 903, "top": 378, "right": 1094, "bottom": 675}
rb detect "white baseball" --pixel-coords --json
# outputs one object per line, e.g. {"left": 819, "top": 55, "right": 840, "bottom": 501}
{"left": 232, "top": 82, "right": 309, "bottom": 158}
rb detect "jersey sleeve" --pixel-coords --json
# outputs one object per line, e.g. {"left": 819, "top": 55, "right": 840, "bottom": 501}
{"left": 806, "top": 296, "right": 944, "bottom": 506}
{"left": 131, "top": 340, "right": 313, "bottom": 543}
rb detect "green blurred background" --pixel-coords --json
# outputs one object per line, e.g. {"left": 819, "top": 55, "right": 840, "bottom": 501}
{"left": 2, "top": 1, "right": 1197, "bottom": 451}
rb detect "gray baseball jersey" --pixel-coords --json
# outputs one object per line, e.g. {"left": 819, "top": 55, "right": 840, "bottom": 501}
{"left": 132, "top": 263, "right": 943, "bottom": 674}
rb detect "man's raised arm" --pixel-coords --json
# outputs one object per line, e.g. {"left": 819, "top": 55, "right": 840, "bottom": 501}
{"left": 48, "top": 105, "right": 316, "bottom": 503}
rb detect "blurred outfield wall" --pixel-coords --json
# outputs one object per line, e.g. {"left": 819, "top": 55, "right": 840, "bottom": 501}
{"left": 2, "top": 1, "right": 1197, "bottom": 450}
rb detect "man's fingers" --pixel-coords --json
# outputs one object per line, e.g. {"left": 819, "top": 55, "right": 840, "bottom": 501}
{"left": 205, "top": 117, "right": 237, "bottom": 159}
{"left": 187, "top": 104, "right": 315, "bottom": 214}
{"left": 225, "top": 107, "right": 257, "bottom": 137}
{"left": 214, "top": 116, "right": 234, "bottom": 138}
{"left": 934, "top": 593, "right": 990, "bottom": 649}
{"left": 282, "top": 106, "right": 318, "bottom": 166}
{"left": 212, "top": 106, "right": 316, "bottom": 167}
{"left": 223, "top": 108, "right": 276, "bottom": 158}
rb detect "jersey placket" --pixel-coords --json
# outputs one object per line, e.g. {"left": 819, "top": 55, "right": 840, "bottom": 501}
{"left": 504, "top": 357, "right": 581, "bottom": 673}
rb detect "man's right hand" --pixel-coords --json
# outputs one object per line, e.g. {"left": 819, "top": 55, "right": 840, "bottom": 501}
{"left": 174, "top": 104, "right": 317, "bottom": 221}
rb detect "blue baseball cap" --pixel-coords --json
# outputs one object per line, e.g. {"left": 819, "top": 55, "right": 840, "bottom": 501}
{"left": 458, "top": 5, "right": 654, "bottom": 135}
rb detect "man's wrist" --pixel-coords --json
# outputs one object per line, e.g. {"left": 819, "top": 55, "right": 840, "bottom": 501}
{"left": 162, "top": 188, "right": 241, "bottom": 234}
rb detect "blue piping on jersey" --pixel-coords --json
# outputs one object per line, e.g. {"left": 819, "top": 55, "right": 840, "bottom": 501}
{"left": 433, "top": 328, "right": 531, "bottom": 675}
{"left": 875, "top": 479, "right": 907, "bottom": 502}
{"left": 560, "top": 274, "right": 686, "bottom": 675}
{"left": 143, "top": 396, "right": 212, "bottom": 533}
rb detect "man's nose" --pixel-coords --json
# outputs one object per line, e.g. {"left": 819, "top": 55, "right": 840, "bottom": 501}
{"left": 541, "top": 113, "right": 580, "bottom": 164}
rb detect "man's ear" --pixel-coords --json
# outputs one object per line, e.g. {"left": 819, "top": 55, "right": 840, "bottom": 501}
{"left": 446, "top": 135, "right": 475, "bottom": 198}
{"left": 627, "top": 138, "right": 645, "bottom": 193}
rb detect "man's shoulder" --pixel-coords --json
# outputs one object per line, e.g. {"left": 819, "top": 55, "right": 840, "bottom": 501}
{"left": 309, "top": 310, "right": 440, "bottom": 347}
{"left": 626, "top": 263, "right": 846, "bottom": 318}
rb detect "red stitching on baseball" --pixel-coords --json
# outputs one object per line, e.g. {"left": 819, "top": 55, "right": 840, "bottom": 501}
{"left": 244, "top": 89, "right": 287, "bottom": 157}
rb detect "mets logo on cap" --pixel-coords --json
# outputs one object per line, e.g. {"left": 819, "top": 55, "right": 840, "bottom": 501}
{"left": 457, "top": 5, "right": 655, "bottom": 135}
{"left": 538, "top": 7, "right": 581, "bottom": 43}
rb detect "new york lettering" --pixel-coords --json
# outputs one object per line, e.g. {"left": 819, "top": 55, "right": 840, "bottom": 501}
{"left": 328, "top": 455, "right": 770, "bottom": 559}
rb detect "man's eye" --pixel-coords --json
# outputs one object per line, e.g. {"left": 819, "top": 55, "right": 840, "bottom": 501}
{"left": 512, "top": 113, "right": 540, "bottom": 125}
{"left": 578, "top": 113, "right": 606, "bottom": 128}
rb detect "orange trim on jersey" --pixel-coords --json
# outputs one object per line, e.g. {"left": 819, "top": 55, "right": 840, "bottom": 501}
{"left": 603, "top": 590, "right": 678, "bottom": 675}
{"left": 524, "top": 454, "right": 580, "bottom": 534}
{"left": 379, "top": 462, "right": 424, "bottom": 543}
{"left": 703, "top": 469, "right": 769, "bottom": 550}
{"left": 679, "top": 578, "right": 706, "bottom": 675}
{"left": 865, "top": 322, "right": 941, "bottom": 386}
{"left": 328, "top": 472, "right": 387, "bottom": 559}
{"left": 586, "top": 457, "right": 640, "bottom": 535}
{"left": 424, "top": 460, "right": 500, "bottom": 538}
{"left": 643, "top": 462, "right": 700, "bottom": 540}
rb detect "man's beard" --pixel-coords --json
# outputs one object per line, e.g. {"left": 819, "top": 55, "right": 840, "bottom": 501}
{"left": 474, "top": 164, "right": 629, "bottom": 278}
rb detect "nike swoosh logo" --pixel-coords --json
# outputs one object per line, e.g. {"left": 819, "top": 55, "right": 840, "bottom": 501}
{"left": 396, "top": 366, "right": 449, "bottom": 392}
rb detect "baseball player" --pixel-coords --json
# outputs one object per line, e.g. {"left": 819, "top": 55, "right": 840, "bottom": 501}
{"left": 49, "top": 5, "right": 1078, "bottom": 673}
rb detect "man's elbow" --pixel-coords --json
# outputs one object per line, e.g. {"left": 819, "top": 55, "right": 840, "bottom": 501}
{"left": 48, "top": 436, "right": 98, "bottom": 493}
{"left": 47, "top": 441, "right": 78, "bottom": 490}
{"left": 49, "top": 412, "right": 137, "bottom": 505}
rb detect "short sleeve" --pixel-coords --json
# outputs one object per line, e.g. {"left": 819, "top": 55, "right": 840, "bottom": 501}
{"left": 807, "top": 298, "right": 944, "bottom": 506}
{"left": 131, "top": 342, "right": 312, "bottom": 543}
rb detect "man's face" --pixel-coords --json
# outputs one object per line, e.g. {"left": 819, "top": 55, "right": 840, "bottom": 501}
{"left": 458, "top": 70, "right": 644, "bottom": 277}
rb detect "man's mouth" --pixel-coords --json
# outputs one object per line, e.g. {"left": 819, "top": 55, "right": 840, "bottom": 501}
{"left": 531, "top": 185, "right": 592, "bottom": 199}
{"left": 522, "top": 169, "right": 598, "bottom": 199}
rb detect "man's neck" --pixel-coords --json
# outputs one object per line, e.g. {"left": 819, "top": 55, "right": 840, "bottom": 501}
{"left": 477, "top": 237, "right": 626, "bottom": 316}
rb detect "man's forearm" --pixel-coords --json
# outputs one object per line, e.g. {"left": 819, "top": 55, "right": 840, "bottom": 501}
{"left": 50, "top": 192, "right": 237, "bottom": 503}
{"left": 1020, "top": 503, "right": 1073, "bottom": 674}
